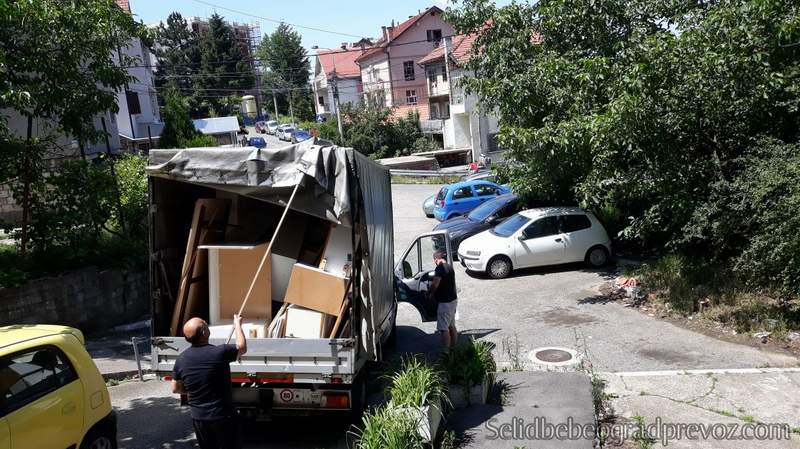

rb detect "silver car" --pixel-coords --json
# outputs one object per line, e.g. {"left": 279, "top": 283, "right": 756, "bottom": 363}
{"left": 422, "top": 194, "right": 435, "bottom": 217}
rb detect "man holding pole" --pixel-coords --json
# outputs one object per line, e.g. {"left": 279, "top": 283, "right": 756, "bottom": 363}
{"left": 172, "top": 314, "right": 247, "bottom": 449}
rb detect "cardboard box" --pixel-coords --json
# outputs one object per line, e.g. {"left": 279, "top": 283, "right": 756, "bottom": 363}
{"left": 283, "top": 263, "right": 348, "bottom": 316}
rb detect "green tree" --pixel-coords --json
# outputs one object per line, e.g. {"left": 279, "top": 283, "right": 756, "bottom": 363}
{"left": 0, "top": 0, "right": 147, "bottom": 255}
{"left": 197, "top": 13, "right": 254, "bottom": 116}
{"left": 159, "top": 90, "right": 199, "bottom": 148}
{"left": 155, "top": 12, "right": 201, "bottom": 98}
{"left": 257, "top": 23, "right": 310, "bottom": 116}
{"left": 446, "top": 0, "right": 800, "bottom": 292}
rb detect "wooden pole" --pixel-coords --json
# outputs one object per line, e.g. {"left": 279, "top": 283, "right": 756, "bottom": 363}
{"left": 226, "top": 181, "right": 302, "bottom": 343}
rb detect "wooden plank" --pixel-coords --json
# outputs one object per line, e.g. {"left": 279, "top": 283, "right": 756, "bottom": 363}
{"left": 170, "top": 199, "right": 230, "bottom": 336}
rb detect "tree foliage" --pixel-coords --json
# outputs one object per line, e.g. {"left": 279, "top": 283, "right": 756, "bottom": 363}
{"left": 447, "top": 0, "right": 800, "bottom": 293}
{"left": 154, "top": 12, "right": 201, "bottom": 94}
{"left": 257, "top": 23, "right": 312, "bottom": 119}
{"left": 159, "top": 90, "right": 199, "bottom": 148}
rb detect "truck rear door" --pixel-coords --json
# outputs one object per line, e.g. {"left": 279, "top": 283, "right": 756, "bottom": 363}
{"left": 394, "top": 230, "right": 452, "bottom": 322}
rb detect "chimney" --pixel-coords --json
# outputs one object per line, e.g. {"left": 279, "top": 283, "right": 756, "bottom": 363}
{"left": 382, "top": 26, "right": 388, "bottom": 41}
{"left": 341, "top": 42, "right": 348, "bottom": 50}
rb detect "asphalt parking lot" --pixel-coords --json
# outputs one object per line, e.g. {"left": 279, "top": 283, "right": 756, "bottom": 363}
{"left": 392, "top": 183, "right": 797, "bottom": 372}
{"left": 110, "top": 183, "right": 799, "bottom": 449}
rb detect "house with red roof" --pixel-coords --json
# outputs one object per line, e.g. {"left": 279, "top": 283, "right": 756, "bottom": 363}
{"left": 312, "top": 44, "right": 367, "bottom": 119}
{"left": 355, "top": 6, "right": 455, "bottom": 122}
{"left": 418, "top": 32, "right": 500, "bottom": 161}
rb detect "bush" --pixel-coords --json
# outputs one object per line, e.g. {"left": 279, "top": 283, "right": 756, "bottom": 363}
{"left": 298, "top": 119, "right": 341, "bottom": 144}
{"left": 410, "top": 137, "right": 440, "bottom": 154}
{"left": 387, "top": 356, "right": 445, "bottom": 408}
{"left": 439, "top": 338, "right": 496, "bottom": 387}
{"left": 352, "top": 404, "right": 426, "bottom": 449}
{"left": 183, "top": 134, "right": 218, "bottom": 148}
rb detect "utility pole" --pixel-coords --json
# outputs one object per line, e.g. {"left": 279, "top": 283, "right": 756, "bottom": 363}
{"left": 288, "top": 89, "right": 295, "bottom": 124}
{"left": 331, "top": 59, "right": 344, "bottom": 140}
{"left": 272, "top": 90, "right": 279, "bottom": 119}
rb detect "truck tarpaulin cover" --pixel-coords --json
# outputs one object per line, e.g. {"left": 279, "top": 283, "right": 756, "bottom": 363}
{"left": 146, "top": 140, "right": 393, "bottom": 359}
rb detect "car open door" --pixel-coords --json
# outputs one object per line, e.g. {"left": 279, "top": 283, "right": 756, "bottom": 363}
{"left": 394, "top": 230, "right": 452, "bottom": 322}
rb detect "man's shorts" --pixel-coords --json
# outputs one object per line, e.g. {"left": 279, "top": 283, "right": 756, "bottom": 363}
{"left": 436, "top": 300, "right": 458, "bottom": 332}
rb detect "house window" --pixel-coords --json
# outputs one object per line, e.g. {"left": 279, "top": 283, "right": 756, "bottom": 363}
{"left": 318, "top": 96, "right": 325, "bottom": 106}
{"left": 406, "top": 89, "right": 417, "bottom": 105}
{"left": 125, "top": 90, "right": 141, "bottom": 115}
{"left": 441, "top": 66, "right": 448, "bottom": 81}
{"left": 403, "top": 61, "right": 415, "bottom": 81}
{"left": 427, "top": 29, "right": 443, "bottom": 45}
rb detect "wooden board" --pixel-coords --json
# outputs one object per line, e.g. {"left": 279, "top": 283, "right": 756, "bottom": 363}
{"left": 283, "top": 263, "right": 348, "bottom": 316}
{"left": 204, "top": 243, "right": 272, "bottom": 325}
{"left": 170, "top": 199, "right": 230, "bottom": 336}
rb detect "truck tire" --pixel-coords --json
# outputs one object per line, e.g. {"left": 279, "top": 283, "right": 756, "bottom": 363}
{"left": 350, "top": 369, "right": 369, "bottom": 421}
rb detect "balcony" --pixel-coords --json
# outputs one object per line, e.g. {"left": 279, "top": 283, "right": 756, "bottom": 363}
{"left": 420, "top": 119, "right": 444, "bottom": 134}
{"left": 428, "top": 80, "right": 450, "bottom": 98}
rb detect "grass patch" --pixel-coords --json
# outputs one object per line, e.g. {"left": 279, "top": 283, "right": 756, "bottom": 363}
{"left": 391, "top": 175, "right": 461, "bottom": 185}
{"left": 501, "top": 334, "right": 525, "bottom": 372}
{"left": 633, "top": 254, "right": 800, "bottom": 342}
{"left": 740, "top": 415, "right": 756, "bottom": 423}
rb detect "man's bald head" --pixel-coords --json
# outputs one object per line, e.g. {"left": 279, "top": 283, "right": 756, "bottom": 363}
{"left": 183, "top": 317, "right": 208, "bottom": 346}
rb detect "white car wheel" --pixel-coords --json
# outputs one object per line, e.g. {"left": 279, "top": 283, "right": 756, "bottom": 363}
{"left": 586, "top": 246, "right": 609, "bottom": 267}
{"left": 487, "top": 256, "right": 512, "bottom": 279}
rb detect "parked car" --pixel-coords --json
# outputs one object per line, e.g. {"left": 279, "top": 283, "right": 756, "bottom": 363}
{"left": 254, "top": 121, "right": 267, "bottom": 133}
{"left": 291, "top": 128, "right": 312, "bottom": 143}
{"left": 277, "top": 124, "right": 295, "bottom": 141}
{"left": 433, "top": 193, "right": 521, "bottom": 255}
{"left": 459, "top": 170, "right": 495, "bottom": 183}
{"left": 433, "top": 180, "right": 511, "bottom": 222}
{"left": 265, "top": 120, "right": 279, "bottom": 135}
{"left": 248, "top": 137, "right": 267, "bottom": 148}
{"left": 422, "top": 194, "right": 436, "bottom": 217}
{"left": 457, "top": 207, "right": 612, "bottom": 278}
{"left": 0, "top": 324, "right": 117, "bottom": 449}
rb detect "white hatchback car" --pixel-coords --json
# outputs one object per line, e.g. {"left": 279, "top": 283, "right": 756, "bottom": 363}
{"left": 457, "top": 207, "right": 611, "bottom": 278}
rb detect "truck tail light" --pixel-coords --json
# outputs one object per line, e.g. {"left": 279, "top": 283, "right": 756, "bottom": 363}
{"left": 321, "top": 392, "right": 350, "bottom": 409}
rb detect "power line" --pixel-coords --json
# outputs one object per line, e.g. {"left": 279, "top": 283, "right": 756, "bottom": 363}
{"left": 189, "top": 0, "right": 367, "bottom": 39}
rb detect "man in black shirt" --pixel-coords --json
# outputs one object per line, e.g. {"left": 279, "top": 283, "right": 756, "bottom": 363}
{"left": 172, "top": 314, "right": 247, "bottom": 449}
{"left": 428, "top": 249, "right": 458, "bottom": 349}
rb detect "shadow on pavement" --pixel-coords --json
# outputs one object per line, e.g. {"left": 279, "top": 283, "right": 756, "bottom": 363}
{"left": 465, "top": 262, "right": 618, "bottom": 281}
{"left": 115, "top": 396, "right": 196, "bottom": 449}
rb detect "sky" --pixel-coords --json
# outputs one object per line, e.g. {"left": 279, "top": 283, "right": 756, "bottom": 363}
{"left": 129, "top": 0, "right": 463, "bottom": 51}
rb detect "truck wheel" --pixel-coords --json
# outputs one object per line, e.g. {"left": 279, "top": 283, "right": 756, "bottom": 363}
{"left": 350, "top": 370, "right": 368, "bottom": 421}
{"left": 81, "top": 427, "right": 116, "bottom": 449}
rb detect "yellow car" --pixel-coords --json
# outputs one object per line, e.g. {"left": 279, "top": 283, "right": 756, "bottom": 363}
{"left": 0, "top": 325, "right": 116, "bottom": 449}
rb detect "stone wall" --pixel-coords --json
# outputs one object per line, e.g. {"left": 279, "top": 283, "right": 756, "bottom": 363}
{"left": 0, "top": 267, "right": 149, "bottom": 334}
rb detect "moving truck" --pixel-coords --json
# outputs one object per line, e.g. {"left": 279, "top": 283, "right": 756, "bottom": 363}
{"left": 147, "top": 142, "right": 451, "bottom": 417}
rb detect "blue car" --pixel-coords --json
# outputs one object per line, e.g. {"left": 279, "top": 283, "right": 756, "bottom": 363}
{"left": 248, "top": 137, "right": 267, "bottom": 148}
{"left": 291, "top": 128, "right": 312, "bottom": 144}
{"left": 433, "top": 180, "right": 512, "bottom": 221}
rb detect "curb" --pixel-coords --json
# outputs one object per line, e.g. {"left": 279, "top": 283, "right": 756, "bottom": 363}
{"left": 102, "top": 369, "right": 150, "bottom": 382}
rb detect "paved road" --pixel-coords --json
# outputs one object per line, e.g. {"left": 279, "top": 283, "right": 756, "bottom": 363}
{"left": 109, "top": 183, "right": 799, "bottom": 449}
{"left": 244, "top": 126, "right": 287, "bottom": 148}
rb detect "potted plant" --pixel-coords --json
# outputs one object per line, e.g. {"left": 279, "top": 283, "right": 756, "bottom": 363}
{"left": 439, "top": 338, "right": 496, "bottom": 408}
{"left": 351, "top": 404, "right": 427, "bottom": 449}
{"left": 386, "top": 356, "right": 447, "bottom": 442}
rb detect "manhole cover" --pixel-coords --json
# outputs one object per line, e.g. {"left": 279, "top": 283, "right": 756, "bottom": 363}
{"left": 528, "top": 347, "right": 582, "bottom": 371}
{"left": 534, "top": 349, "right": 573, "bottom": 363}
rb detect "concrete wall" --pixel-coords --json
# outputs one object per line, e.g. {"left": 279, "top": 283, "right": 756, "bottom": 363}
{"left": 0, "top": 267, "right": 149, "bottom": 334}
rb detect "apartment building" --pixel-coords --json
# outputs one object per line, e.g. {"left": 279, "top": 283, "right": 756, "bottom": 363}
{"left": 418, "top": 33, "right": 500, "bottom": 162}
{"left": 313, "top": 45, "right": 364, "bottom": 119}
{"left": 355, "top": 6, "right": 455, "bottom": 121}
